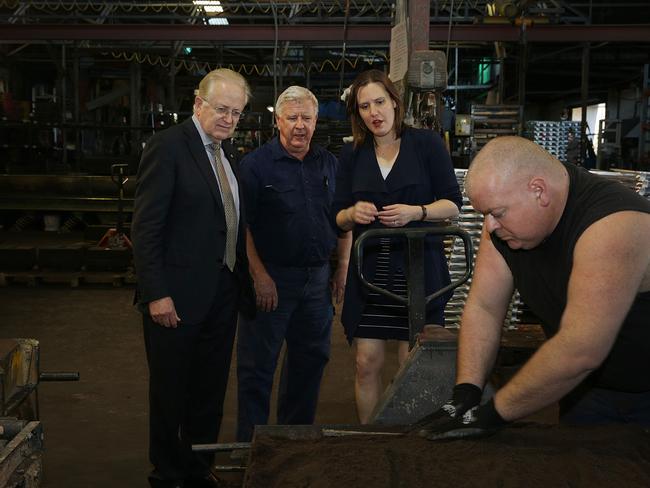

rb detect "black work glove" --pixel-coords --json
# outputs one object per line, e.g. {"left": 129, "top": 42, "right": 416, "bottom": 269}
{"left": 411, "top": 383, "right": 483, "bottom": 432}
{"left": 421, "top": 398, "right": 508, "bottom": 441}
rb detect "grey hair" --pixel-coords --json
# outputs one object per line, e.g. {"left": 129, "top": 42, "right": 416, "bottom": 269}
{"left": 198, "top": 68, "right": 252, "bottom": 104}
{"left": 275, "top": 86, "right": 318, "bottom": 116}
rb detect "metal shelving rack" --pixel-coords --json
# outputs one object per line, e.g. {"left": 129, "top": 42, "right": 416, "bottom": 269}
{"left": 470, "top": 104, "right": 522, "bottom": 159}
{"left": 597, "top": 119, "right": 623, "bottom": 168}
{"left": 526, "top": 120, "right": 581, "bottom": 163}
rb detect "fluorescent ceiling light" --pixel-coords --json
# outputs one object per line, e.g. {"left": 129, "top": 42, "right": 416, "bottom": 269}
{"left": 194, "top": 1, "right": 228, "bottom": 24}
{"left": 193, "top": 0, "right": 224, "bottom": 14}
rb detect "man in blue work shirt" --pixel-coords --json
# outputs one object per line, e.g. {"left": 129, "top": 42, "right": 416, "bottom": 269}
{"left": 236, "top": 86, "right": 351, "bottom": 442}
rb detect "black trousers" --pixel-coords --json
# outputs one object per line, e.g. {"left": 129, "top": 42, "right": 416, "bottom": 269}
{"left": 143, "top": 266, "right": 238, "bottom": 482}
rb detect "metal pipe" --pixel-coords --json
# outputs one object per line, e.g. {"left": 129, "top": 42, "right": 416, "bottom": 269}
{"left": 39, "top": 372, "right": 80, "bottom": 381}
{"left": 192, "top": 442, "right": 251, "bottom": 452}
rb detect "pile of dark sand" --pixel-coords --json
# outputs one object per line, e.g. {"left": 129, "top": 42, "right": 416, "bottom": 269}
{"left": 245, "top": 423, "right": 650, "bottom": 487}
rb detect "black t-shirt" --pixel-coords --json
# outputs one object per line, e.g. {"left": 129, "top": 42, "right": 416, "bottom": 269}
{"left": 492, "top": 164, "right": 650, "bottom": 392}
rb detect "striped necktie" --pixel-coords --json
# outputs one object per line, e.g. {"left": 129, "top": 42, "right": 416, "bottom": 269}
{"left": 210, "top": 143, "right": 237, "bottom": 272}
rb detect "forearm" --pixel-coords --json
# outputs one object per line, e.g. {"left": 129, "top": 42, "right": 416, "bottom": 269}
{"left": 132, "top": 216, "right": 168, "bottom": 300}
{"left": 494, "top": 334, "right": 594, "bottom": 421}
{"left": 395, "top": 199, "right": 460, "bottom": 224}
{"left": 421, "top": 199, "right": 460, "bottom": 221}
{"left": 132, "top": 223, "right": 168, "bottom": 302}
{"left": 336, "top": 230, "right": 353, "bottom": 269}
{"left": 331, "top": 230, "right": 353, "bottom": 303}
{"left": 456, "top": 229, "right": 515, "bottom": 391}
{"left": 245, "top": 228, "right": 270, "bottom": 281}
{"left": 336, "top": 207, "right": 355, "bottom": 232}
{"left": 246, "top": 227, "right": 279, "bottom": 311}
{"left": 456, "top": 301, "right": 504, "bottom": 388}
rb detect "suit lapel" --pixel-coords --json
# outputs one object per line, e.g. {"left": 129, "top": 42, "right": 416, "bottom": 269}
{"left": 182, "top": 119, "right": 226, "bottom": 212}
{"left": 222, "top": 140, "right": 240, "bottom": 177}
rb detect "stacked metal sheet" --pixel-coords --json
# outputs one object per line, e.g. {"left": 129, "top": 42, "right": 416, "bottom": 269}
{"left": 608, "top": 169, "right": 650, "bottom": 198}
{"left": 526, "top": 120, "right": 580, "bottom": 163}
{"left": 444, "top": 169, "right": 522, "bottom": 330}
{"left": 635, "top": 171, "right": 650, "bottom": 199}
{"left": 590, "top": 169, "right": 638, "bottom": 192}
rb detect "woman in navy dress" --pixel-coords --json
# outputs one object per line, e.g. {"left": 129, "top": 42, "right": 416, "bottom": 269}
{"left": 333, "top": 70, "right": 462, "bottom": 423}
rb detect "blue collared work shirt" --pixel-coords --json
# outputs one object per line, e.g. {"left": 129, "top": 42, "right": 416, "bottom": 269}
{"left": 240, "top": 137, "right": 338, "bottom": 267}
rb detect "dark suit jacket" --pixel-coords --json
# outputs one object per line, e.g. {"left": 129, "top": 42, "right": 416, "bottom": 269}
{"left": 132, "top": 117, "right": 255, "bottom": 324}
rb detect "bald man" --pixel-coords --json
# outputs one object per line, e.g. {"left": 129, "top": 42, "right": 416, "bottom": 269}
{"left": 418, "top": 136, "right": 650, "bottom": 440}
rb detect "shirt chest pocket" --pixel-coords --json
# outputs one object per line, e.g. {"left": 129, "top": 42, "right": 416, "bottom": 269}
{"left": 307, "top": 177, "right": 332, "bottom": 207}
{"left": 262, "top": 184, "right": 299, "bottom": 214}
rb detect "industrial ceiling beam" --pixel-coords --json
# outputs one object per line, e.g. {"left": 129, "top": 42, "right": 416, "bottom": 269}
{"left": 1, "top": 24, "right": 650, "bottom": 43}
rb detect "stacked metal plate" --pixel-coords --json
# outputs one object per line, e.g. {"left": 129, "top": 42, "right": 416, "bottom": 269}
{"left": 635, "top": 171, "right": 650, "bottom": 199}
{"left": 526, "top": 120, "right": 580, "bottom": 163}
{"left": 590, "top": 169, "right": 638, "bottom": 192}
{"left": 444, "top": 169, "right": 522, "bottom": 330}
{"left": 606, "top": 169, "right": 650, "bottom": 199}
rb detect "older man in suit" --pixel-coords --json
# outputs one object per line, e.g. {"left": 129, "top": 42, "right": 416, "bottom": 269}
{"left": 133, "top": 68, "right": 254, "bottom": 488}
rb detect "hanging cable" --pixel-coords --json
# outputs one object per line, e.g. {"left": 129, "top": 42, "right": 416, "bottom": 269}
{"left": 272, "top": 0, "right": 279, "bottom": 111}
{"left": 338, "top": 0, "right": 351, "bottom": 98}
{"left": 445, "top": 0, "right": 455, "bottom": 63}
{"left": 107, "top": 49, "right": 379, "bottom": 76}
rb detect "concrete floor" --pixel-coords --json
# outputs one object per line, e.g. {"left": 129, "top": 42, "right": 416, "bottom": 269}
{"left": 1, "top": 286, "right": 403, "bottom": 487}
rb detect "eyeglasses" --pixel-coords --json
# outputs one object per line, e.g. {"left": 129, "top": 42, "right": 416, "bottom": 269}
{"left": 199, "top": 97, "right": 245, "bottom": 119}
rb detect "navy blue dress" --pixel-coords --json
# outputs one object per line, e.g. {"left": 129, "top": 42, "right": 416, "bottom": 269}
{"left": 333, "top": 127, "right": 462, "bottom": 343}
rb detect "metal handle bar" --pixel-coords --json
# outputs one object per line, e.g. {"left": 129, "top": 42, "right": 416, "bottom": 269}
{"left": 354, "top": 225, "right": 474, "bottom": 347}
{"left": 40, "top": 371, "right": 80, "bottom": 382}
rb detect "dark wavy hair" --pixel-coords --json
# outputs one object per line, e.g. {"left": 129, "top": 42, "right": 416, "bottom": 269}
{"left": 346, "top": 69, "right": 405, "bottom": 149}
